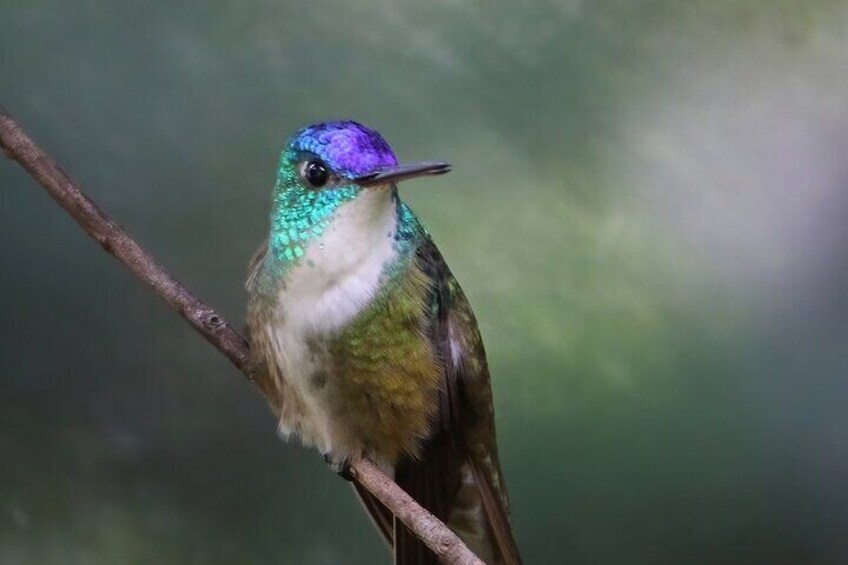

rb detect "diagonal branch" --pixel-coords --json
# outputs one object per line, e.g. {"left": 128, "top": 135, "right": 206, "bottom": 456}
{"left": 0, "top": 107, "right": 484, "bottom": 565}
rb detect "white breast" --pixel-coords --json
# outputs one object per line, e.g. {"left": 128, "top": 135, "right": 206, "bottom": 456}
{"left": 264, "top": 189, "right": 398, "bottom": 453}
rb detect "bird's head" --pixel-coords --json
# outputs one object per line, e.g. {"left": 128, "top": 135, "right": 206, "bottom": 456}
{"left": 268, "top": 120, "right": 449, "bottom": 264}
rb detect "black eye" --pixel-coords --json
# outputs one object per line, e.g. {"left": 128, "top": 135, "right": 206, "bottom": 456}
{"left": 304, "top": 160, "right": 329, "bottom": 188}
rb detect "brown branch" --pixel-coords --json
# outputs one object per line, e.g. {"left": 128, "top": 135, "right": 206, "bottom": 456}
{"left": 0, "top": 107, "right": 483, "bottom": 565}
{"left": 352, "top": 460, "right": 486, "bottom": 565}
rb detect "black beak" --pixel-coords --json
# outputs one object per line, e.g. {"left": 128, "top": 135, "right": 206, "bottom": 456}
{"left": 355, "top": 161, "right": 451, "bottom": 187}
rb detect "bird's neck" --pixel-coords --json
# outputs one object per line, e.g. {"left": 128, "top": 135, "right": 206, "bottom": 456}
{"left": 263, "top": 186, "right": 420, "bottom": 295}
{"left": 256, "top": 187, "right": 427, "bottom": 336}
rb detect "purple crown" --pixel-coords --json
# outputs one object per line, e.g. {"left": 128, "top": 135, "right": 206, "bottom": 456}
{"left": 288, "top": 121, "right": 398, "bottom": 178}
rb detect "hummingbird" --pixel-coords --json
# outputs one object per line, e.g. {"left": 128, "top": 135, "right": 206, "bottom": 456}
{"left": 245, "top": 120, "right": 521, "bottom": 564}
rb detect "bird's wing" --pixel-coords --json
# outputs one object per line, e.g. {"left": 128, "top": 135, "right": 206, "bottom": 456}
{"left": 392, "top": 237, "right": 522, "bottom": 565}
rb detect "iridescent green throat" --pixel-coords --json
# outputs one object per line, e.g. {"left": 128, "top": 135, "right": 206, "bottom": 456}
{"left": 268, "top": 149, "right": 359, "bottom": 270}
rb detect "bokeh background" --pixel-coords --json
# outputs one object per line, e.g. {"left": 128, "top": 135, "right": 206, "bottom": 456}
{"left": 2, "top": 1, "right": 848, "bottom": 563}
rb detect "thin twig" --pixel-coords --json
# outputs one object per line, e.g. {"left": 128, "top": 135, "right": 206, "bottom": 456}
{"left": 0, "top": 107, "right": 483, "bottom": 565}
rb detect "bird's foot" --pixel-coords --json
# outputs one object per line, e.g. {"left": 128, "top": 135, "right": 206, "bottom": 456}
{"left": 323, "top": 454, "right": 353, "bottom": 482}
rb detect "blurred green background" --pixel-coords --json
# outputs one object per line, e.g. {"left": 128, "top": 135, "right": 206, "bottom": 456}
{"left": 2, "top": 1, "right": 847, "bottom": 563}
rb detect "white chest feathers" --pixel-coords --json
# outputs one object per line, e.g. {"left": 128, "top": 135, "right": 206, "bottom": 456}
{"left": 277, "top": 189, "right": 398, "bottom": 335}
{"left": 263, "top": 190, "right": 399, "bottom": 452}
